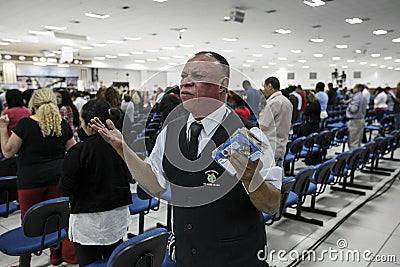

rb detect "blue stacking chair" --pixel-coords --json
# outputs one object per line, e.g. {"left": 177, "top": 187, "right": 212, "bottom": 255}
{"left": 364, "top": 115, "right": 393, "bottom": 141}
{"left": 0, "top": 176, "right": 18, "bottom": 218}
{"left": 130, "top": 190, "right": 160, "bottom": 235}
{"left": 284, "top": 136, "right": 306, "bottom": 175}
{"left": 87, "top": 228, "right": 169, "bottom": 267}
{"left": 330, "top": 151, "right": 352, "bottom": 185}
{"left": 0, "top": 197, "right": 69, "bottom": 259}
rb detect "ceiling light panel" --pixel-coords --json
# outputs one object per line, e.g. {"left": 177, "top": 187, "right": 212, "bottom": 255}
{"left": 275, "top": 28, "right": 291, "bottom": 34}
{"left": 44, "top": 25, "right": 67, "bottom": 31}
{"left": 2, "top": 38, "right": 21, "bottom": 43}
{"left": 373, "top": 29, "right": 388, "bottom": 35}
{"left": 303, "top": 0, "right": 325, "bottom": 7}
{"left": 310, "top": 38, "right": 324, "bottom": 43}
{"left": 85, "top": 12, "right": 110, "bottom": 19}
{"left": 336, "top": 44, "right": 348, "bottom": 49}
{"left": 345, "top": 18, "right": 363, "bottom": 24}
{"left": 222, "top": 37, "right": 238, "bottom": 42}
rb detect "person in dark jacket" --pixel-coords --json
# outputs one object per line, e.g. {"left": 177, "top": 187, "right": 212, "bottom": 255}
{"left": 59, "top": 99, "right": 132, "bottom": 267}
{"left": 299, "top": 91, "right": 321, "bottom": 137}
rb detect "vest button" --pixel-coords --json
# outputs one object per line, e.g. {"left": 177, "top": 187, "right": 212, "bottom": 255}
{"left": 186, "top": 223, "right": 193, "bottom": 230}
{"left": 191, "top": 248, "right": 197, "bottom": 255}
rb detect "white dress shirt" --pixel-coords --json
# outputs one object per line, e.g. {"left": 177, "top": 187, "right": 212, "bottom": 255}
{"left": 145, "top": 105, "right": 282, "bottom": 191}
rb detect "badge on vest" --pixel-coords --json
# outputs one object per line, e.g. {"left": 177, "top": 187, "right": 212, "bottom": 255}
{"left": 204, "top": 170, "right": 220, "bottom": 187}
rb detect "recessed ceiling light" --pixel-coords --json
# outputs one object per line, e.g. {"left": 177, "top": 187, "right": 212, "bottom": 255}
{"left": 342, "top": 65, "right": 348, "bottom": 69}
{"left": 28, "top": 30, "right": 49, "bottom": 35}
{"left": 298, "top": 59, "right": 307, "bottom": 63}
{"left": 0, "top": 42, "right": 10, "bottom": 46}
{"left": 107, "top": 40, "right": 123, "bottom": 44}
{"left": 329, "top": 63, "right": 337, "bottom": 67}
{"left": 131, "top": 51, "right": 144, "bottom": 55}
{"left": 371, "top": 53, "right": 380, "bottom": 57}
{"left": 395, "top": 67, "right": 400, "bottom": 71}
{"left": 146, "top": 49, "right": 159, "bottom": 53}
{"left": 379, "top": 65, "right": 387, "bottom": 68}
{"left": 117, "top": 53, "right": 130, "bottom": 57}
{"left": 347, "top": 59, "right": 356, "bottom": 63}
{"left": 222, "top": 37, "right": 238, "bottom": 42}
{"left": 93, "top": 56, "right": 105, "bottom": 60}
{"left": 18, "top": 56, "right": 26, "bottom": 61}
{"left": 2, "top": 38, "right": 21, "bottom": 43}
{"left": 106, "top": 55, "right": 117, "bottom": 59}
{"left": 288, "top": 64, "right": 294, "bottom": 67}
{"left": 360, "top": 61, "right": 367, "bottom": 65}
{"left": 345, "top": 17, "right": 363, "bottom": 24}
{"left": 39, "top": 57, "right": 46, "bottom": 62}
{"left": 44, "top": 25, "right": 67, "bottom": 31}
{"left": 153, "top": 0, "right": 168, "bottom": 2}
{"left": 124, "top": 37, "right": 141, "bottom": 41}
{"left": 4, "top": 55, "right": 12, "bottom": 60}
{"left": 290, "top": 49, "right": 302, "bottom": 53}
{"left": 220, "top": 49, "right": 233, "bottom": 53}
{"left": 370, "top": 63, "right": 377, "bottom": 67}
{"left": 135, "top": 60, "right": 145, "bottom": 63}
{"left": 223, "top": 16, "right": 231, "bottom": 21}
{"left": 278, "top": 57, "right": 287, "bottom": 60}
{"left": 388, "top": 66, "right": 394, "bottom": 70}
{"left": 85, "top": 12, "right": 110, "bottom": 19}
{"left": 310, "top": 38, "right": 324, "bottom": 43}
{"left": 303, "top": 65, "right": 310, "bottom": 69}
{"left": 252, "top": 53, "right": 263, "bottom": 57}
{"left": 47, "top": 58, "right": 58, "bottom": 63}
{"left": 336, "top": 44, "right": 348, "bottom": 49}
{"left": 355, "top": 49, "right": 362, "bottom": 54}
{"left": 173, "top": 55, "right": 184, "bottom": 59}
{"left": 82, "top": 46, "right": 92, "bottom": 50}
{"left": 373, "top": 29, "right": 387, "bottom": 35}
{"left": 303, "top": 0, "right": 325, "bottom": 7}
{"left": 275, "top": 28, "right": 291, "bottom": 34}
{"left": 314, "top": 53, "right": 324, "bottom": 57}
{"left": 242, "top": 63, "right": 251, "bottom": 67}
{"left": 162, "top": 46, "right": 176, "bottom": 50}
{"left": 395, "top": 59, "right": 400, "bottom": 63}
{"left": 91, "top": 43, "right": 107, "bottom": 47}
{"left": 179, "top": 44, "right": 194, "bottom": 48}
{"left": 269, "top": 62, "right": 277, "bottom": 65}
{"left": 32, "top": 57, "right": 38, "bottom": 62}
{"left": 332, "top": 56, "right": 341, "bottom": 60}
{"left": 261, "top": 44, "right": 275, "bottom": 48}
{"left": 384, "top": 56, "right": 393, "bottom": 60}
{"left": 73, "top": 59, "right": 79, "bottom": 64}
{"left": 392, "top": 38, "right": 400, "bottom": 43}
{"left": 261, "top": 65, "right": 269, "bottom": 69}
{"left": 159, "top": 56, "right": 171, "bottom": 60}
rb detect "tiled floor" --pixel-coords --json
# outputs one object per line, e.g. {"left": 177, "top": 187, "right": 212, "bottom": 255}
{"left": 1, "top": 146, "right": 399, "bottom": 267}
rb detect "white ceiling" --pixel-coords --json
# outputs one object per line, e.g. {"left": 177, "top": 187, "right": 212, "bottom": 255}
{"left": 0, "top": 0, "right": 399, "bottom": 71}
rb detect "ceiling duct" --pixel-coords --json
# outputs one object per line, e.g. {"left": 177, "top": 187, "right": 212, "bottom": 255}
{"left": 54, "top": 32, "right": 87, "bottom": 41}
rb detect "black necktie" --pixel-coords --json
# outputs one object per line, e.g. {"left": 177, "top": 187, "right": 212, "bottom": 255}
{"left": 188, "top": 122, "right": 203, "bottom": 160}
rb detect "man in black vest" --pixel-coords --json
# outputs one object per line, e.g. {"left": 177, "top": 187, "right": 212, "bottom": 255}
{"left": 91, "top": 51, "right": 282, "bottom": 267}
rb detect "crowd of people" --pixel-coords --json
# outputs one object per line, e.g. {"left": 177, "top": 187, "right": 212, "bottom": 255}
{"left": 0, "top": 51, "right": 399, "bottom": 266}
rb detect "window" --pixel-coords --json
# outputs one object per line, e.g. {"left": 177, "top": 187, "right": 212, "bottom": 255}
{"left": 287, "top": 72, "right": 295, "bottom": 80}
{"left": 354, "top": 71, "right": 361, "bottom": 79}
{"left": 309, "top": 72, "right": 317, "bottom": 79}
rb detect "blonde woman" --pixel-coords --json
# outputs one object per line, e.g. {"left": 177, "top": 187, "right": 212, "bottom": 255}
{"left": 0, "top": 88, "right": 76, "bottom": 267}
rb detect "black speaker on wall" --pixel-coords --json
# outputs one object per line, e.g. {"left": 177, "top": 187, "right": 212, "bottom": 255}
{"left": 91, "top": 68, "right": 99, "bottom": 82}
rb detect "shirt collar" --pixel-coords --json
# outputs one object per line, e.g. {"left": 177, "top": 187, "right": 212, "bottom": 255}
{"left": 268, "top": 91, "right": 282, "bottom": 101}
{"left": 187, "top": 104, "right": 230, "bottom": 136}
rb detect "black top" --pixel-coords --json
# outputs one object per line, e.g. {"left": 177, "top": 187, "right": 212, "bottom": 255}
{"left": 304, "top": 101, "right": 321, "bottom": 124}
{"left": 12, "top": 117, "right": 73, "bottom": 189}
{"left": 59, "top": 134, "right": 132, "bottom": 213}
{"left": 162, "top": 112, "right": 267, "bottom": 267}
{"left": 393, "top": 91, "right": 400, "bottom": 114}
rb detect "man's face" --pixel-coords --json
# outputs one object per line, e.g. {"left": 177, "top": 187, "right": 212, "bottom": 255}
{"left": 180, "top": 54, "right": 228, "bottom": 116}
{"left": 261, "top": 83, "right": 274, "bottom": 98}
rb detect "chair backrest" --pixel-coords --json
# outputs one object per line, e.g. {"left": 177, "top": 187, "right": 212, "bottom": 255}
{"left": 289, "top": 136, "right": 306, "bottom": 156}
{"left": 304, "top": 133, "right": 318, "bottom": 150}
{"left": 23, "top": 197, "right": 70, "bottom": 238}
{"left": 346, "top": 147, "right": 365, "bottom": 171}
{"left": 313, "top": 158, "right": 336, "bottom": 185}
{"left": 335, "top": 127, "right": 348, "bottom": 141}
{"left": 316, "top": 130, "right": 332, "bottom": 150}
{"left": 378, "top": 136, "right": 393, "bottom": 155}
{"left": 108, "top": 228, "right": 168, "bottom": 267}
{"left": 332, "top": 151, "right": 351, "bottom": 176}
{"left": 274, "top": 179, "right": 295, "bottom": 220}
{"left": 292, "top": 166, "right": 317, "bottom": 203}
{"left": 0, "top": 157, "right": 18, "bottom": 177}
{"left": 0, "top": 176, "right": 18, "bottom": 205}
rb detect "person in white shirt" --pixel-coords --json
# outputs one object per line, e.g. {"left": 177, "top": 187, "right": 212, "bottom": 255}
{"left": 362, "top": 87, "right": 371, "bottom": 105}
{"left": 71, "top": 91, "right": 87, "bottom": 112}
{"left": 90, "top": 51, "right": 281, "bottom": 267}
{"left": 374, "top": 87, "right": 388, "bottom": 122}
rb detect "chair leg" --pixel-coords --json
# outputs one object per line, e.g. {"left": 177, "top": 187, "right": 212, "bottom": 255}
{"left": 283, "top": 211, "right": 324, "bottom": 226}
{"left": 330, "top": 186, "right": 366, "bottom": 195}
{"left": 139, "top": 212, "right": 145, "bottom": 234}
{"left": 302, "top": 196, "right": 337, "bottom": 217}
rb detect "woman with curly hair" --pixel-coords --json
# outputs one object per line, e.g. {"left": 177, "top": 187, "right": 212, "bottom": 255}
{"left": 56, "top": 89, "right": 80, "bottom": 142}
{"left": 0, "top": 88, "right": 76, "bottom": 267}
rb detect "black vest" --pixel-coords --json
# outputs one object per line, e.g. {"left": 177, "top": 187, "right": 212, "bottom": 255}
{"left": 162, "top": 111, "right": 268, "bottom": 267}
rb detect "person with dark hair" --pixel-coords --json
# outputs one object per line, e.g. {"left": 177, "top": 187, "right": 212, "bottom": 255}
{"left": 374, "top": 86, "right": 387, "bottom": 122}
{"left": 232, "top": 93, "right": 251, "bottom": 120}
{"left": 298, "top": 91, "right": 321, "bottom": 137}
{"left": 296, "top": 84, "right": 306, "bottom": 122}
{"left": 385, "top": 86, "right": 395, "bottom": 114}
{"left": 1, "top": 89, "right": 31, "bottom": 136}
{"left": 315, "top": 82, "right": 328, "bottom": 120}
{"left": 22, "top": 89, "right": 34, "bottom": 108}
{"left": 327, "top": 82, "right": 337, "bottom": 110}
{"left": 56, "top": 89, "right": 80, "bottom": 142}
{"left": 288, "top": 86, "right": 301, "bottom": 124}
{"left": 393, "top": 82, "right": 400, "bottom": 130}
{"left": 346, "top": 84, "right": 368, "bottom": 150}
{"left": 259, "top": 76, "right": 292, "bottom": 168}
{"left": 242, "top": 80, "right": 261, "bottom": 122}
{"left": 59, "top": 99, "right": 131, "bottom": 266}
{"left": 91, "top": 51, "right": 281, "bottom": 267}
{"left": 157, "top": 85, "right": 182, "bottom": 123}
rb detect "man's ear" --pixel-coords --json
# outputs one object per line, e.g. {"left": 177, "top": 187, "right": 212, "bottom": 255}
{"left": 219, "top": 77, "right": 229, "bottom": 93}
